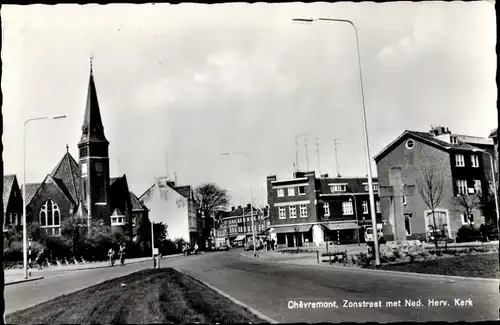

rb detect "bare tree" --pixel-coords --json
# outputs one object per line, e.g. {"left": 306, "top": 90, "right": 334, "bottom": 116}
{"left": 416, "top": 167, "right": 445, "bottom": 250}
{"left": 451, "top": 193, "right": 482, "bottom": 226}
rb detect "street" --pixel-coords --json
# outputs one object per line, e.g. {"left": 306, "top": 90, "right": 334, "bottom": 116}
{"left": 5, "top": 249, "right": 499, "bottom": 322}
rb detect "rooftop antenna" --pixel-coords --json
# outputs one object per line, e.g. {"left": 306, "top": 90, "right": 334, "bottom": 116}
{"left": 165, "top": 151, "right": 171, "bottom": 180}
{"left": 315, "top": 138, "right": 322, "bottom": 176}
{"left": 174, "top": 172, "right": 178, "bottom": 185}
{"left": 117, "top": 158, "right": 121, "bottom": 176}
{"left": 334, "top": 139, "right": 341, "bottom": 177}
{"left": 304, "top": 135, "right": 309, "bottom": 171}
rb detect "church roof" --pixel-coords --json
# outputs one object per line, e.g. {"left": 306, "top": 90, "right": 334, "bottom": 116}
{"left": 51, "top": 150, "right": 81, "bottom": 203}
{"left": 73, "top": 201, "right": 88, "bottom": 218}
{"left": 129, "top": 191, "right": 147, "bottom": 211}
{"left": 78, "top": 63, "right": 108, "bottom": 145}
{"left": 3, "top": 175, "right": 16, "bottom": 213}
{"left": 21, "top": 183, "right": 43, "bottom": 206}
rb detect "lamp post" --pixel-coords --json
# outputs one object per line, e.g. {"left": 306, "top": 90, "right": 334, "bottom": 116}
{"left": 221, "top": 151, "right": 257, "bottom": 258}
{"left": 292, "top": 17, "right": 380, "bottom": 265}
{"left": 349, "top": 195, "right": 360, "bottom": 246}
{"left": 473, "top": 149, "right": 499, "bottom": 231}
{"left": 23, "top": 115, "right": 67, "bottom": 279}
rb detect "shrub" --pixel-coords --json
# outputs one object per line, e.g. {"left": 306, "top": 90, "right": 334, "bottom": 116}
{"left": 456, "top": 225, "right": 481, "bottom": 243}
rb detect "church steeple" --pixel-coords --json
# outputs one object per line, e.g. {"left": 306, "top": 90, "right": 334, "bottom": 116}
{"left": 79, "top": 57, "right": 108, "bottom": 145}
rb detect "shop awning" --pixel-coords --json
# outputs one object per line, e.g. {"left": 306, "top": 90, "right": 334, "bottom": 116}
{"left": 322, "top": 222, "right": 359, "bottom": 231}
{"left": 234, "top": 235, "right": 246, "bottom": 241}
{"left": 271, "top": 225, "right": 312, "bottom": 234}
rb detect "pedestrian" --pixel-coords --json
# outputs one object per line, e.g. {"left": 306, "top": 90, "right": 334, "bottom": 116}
{"left": 182, "top": 244, "right": 187, "bottom": 256}
{"left": 194, "top": 243, "right": 199, "bottom": 255}
{"left": 35, "top": 248, "right": 45, "bottom": 270}
{"left": 118, "top": 243, "right": 126, "bottom": 266}
{"left": 108, "top": 247, "right": 116, "bottom": 267}
{"left": 271, "top": 239, "right": 275, "bottom": 250}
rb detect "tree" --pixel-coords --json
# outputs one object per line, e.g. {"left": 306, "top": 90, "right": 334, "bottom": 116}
{"left": 451, "top": 193, "right": 482, "bottom": 225}
{"left": 416, "top": 167, "right": 445, "bottom": 250}
{"left": 61, "top": 217, "right": 86, "bottom": 256}
{"left": 194, "top": 183, "right": 230, "bottom": 247}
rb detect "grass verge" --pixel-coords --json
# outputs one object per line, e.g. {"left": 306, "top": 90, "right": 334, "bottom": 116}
{"left": 5, "top": 268, "right": 265, "bottom": 324}
{"left": 365, "top": 253, "right": 499, "bottom": 279}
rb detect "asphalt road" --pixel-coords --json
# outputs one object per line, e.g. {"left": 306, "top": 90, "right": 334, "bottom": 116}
{"left": 5, "top": 249, "right": 499, "bottom": 322}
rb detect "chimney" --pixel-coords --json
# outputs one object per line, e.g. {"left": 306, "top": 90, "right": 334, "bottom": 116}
{"left": 321, "top": 174, "right": 329, "bottom": 178}
{"left": 238, "top": 206, "right": 241, "bottom": 209}
{"left": 166, "top": 181, "right": 176, "bottom": 188}
{"left": 267, "top": 175, "right": 277, "bottom": 181}
{"left": 231, "top": 206, "right": 235, "bottom": 211}
{"left": 247, "top": 203, "right": 251, "bottom": 209}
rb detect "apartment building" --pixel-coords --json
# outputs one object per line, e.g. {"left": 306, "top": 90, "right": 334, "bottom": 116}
{"left": 374, "top": 126, "right": 495, "bottom": 241}
{"left": 215, "top": 204, "right": 269, "bottom": 246}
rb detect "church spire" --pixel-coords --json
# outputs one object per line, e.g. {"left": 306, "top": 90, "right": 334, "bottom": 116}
{"left": 79, "top": 57, "right": 108, "bottom": 145}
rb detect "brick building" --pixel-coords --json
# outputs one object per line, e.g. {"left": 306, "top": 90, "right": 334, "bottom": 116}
{"left": 215, "top": 204, "right": 269, "bottom": 247}
{"left": 12, "top": 63, "right": 147, "bottom": 238}
{"left": 374, "top": 126, "right": 495, "bottom": 242}
{"left": 3, "top": 175, "right": 23, "bottom": 231}
{"left": 266, "top": 171, "right": 381, "bottom": 248}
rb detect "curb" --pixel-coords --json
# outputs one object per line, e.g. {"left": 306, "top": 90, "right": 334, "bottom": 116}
{"left": 4, "top": 254, "right": 184, "bottom": 275}
{"left": 5, "top": 276, "right": 44, "bottom": 286}
{"left": 174, "top": 268, "right": 278, "bottom": 324}
{"left": 239, "top": 252, "right": 500, "bottom": 284}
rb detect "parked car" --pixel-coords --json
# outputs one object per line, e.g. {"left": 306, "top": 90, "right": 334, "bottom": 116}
{"left": 244, "top": 240, "right": 264, "bottom": 251}
{"left": 364, "top": 227, "right": 385, "bottom": 244}
{"left": 218, "top": 244, "right": 230, "bottom": 251}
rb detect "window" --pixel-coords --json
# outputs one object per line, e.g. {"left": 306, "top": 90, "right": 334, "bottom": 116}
{"left": 342, "top": 202, "right": 353, "bottom": 215}
{"left": 277, "top": 189, "right": 285, "bottom": 197}
{"left": 279, "top": 207, "right": 286, "bottom": 219}
{"left": 403, "top": 196, "right": 407, "bottom": 205}
{"left": 132, "top": 217, "right": 136, "bottom": 226}
{"left": 471, "top": 155, "right": 479, "bottom": 168}
{"left": 376, "top": 201, "right": 381, "bottom": 213}
{"left": 81, "top": 163, "right": 88, "bottom": 176}
{"left": 330, "top": 184, "right": 347, "bottom": 193}
{"left": 298, "top": 186, "right": 306, "bottom": 195}
{"left": 461, "top": 214, "right": 474, "bottom": 225}
{"left": 95, "top": 161, "right": 104, "bottom": 173}
{"left": 300, "top": 205, "right": 308, "bottom": 218}
{"left": 288, "top": 187, "right": 295, "bottom": 196}
{"left": 323, "top": 203, "right": 330, "bottom": 217}
{"left": 450, "top": 137, "right": 458, "bottom": 144}
{"left": 405, "top": 139, "right": 415, "bottom": 149}
{"left": 455, "top": 154, "right": 465, "bottom": 167}
{"left": 474, "top": 180, "right": 482, "bottom": 194}
{"left": 373, "top": 183, "right": 379, "bottom": 191}
{"left": 405, "top": 213, "right": 412, "bottom": 235}
{"left": 362, "top": 201, "right": 368, "bottom": 214}
{"left": 363, "top": 183, "right": 379, "bottom": 192}
{"left": 457, "top": 180, "right": 468, "bottom": 195}
{"left": 40, "top": 200, "right": 61, "bottom": 236}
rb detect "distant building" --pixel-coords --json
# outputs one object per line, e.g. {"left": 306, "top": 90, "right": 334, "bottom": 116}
{"left": 7, "top": 64, "right": 145, "bottom": 238}
{"left": 139, "top": 177, "right": 202, "bottom": 247}
{"left": 3, "top": 175, "right": 23, "bottom": 231}
{"left": 266, "top": 171, "right": 381, "bottom": 248}
{"left": 374, "top": 126, "right": 495, "bottom": 241}
{"left": 215, "top": 204, "right": 269, "bottom": 247}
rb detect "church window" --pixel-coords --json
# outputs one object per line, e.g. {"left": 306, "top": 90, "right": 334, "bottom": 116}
{"left": 40, "top": 200, "right": 61, "bottom": 236}
{"left": 95, "top": 161, "right": 104, "bottom": 173}
{"left": 81, "top": 163, "right": 88, "bottom": 176}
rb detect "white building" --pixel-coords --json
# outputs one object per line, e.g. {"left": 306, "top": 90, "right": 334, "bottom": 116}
{"left": 139, "top": 177, "right": 200, "bottom": 245}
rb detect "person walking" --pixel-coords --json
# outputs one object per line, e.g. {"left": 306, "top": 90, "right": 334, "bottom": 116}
{"left": 108, "top": 247, "right": 116, "bottom": 267}
{"left": 35, "top": 249, "right": 45, "bottom": 270}
{"left": 118, "top": 244, "right": 126, "bottom": 266}
{"left": 194, "top": 243, "right": 199, "bottom": 255}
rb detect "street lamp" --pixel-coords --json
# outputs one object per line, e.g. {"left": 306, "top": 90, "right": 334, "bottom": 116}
{"left": 349, "top": 195, "right": 360, "bottom": 246}
{"left": 221, "top": 151, "right": 257, "bottom": 258}
{"left": 292, "top": 17, "right": 380, "bottom": 265}
{"left": 472, "top": 149, "right": 499, "bottom": 232}
{"left": 23, "top": 114, "right": 67, "bottom": 279}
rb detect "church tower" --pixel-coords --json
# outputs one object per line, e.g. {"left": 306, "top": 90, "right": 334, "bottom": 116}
{"left": 78, "top": 59, "right": 111, "bottom": 223}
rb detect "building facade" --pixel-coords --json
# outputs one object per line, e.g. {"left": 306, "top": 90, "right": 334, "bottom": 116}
{"left": 266, "top": 171, "right": 382, "bottom": 248}
{"left": 3, "top": 175, "right": 23, "bottom": 231}
{"left": 139, "top": 177, "right": 201, "bottom": 247}
{"left": 11, "top": 64, "right": 144, "bottom": 238}
{"left": 374, "top": 126, "right": 494, "bottom": 242}
{"left": 215, "top": 204, "right": 269, "bottom": 247}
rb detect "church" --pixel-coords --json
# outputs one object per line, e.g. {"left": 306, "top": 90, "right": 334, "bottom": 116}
{"left": 11, "top": 62, "right": 149, "bottom": 238}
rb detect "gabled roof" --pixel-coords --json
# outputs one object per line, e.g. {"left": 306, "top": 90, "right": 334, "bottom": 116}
{"left": 73, "top": 201, "right": 88, "bottom": 218}
{"left": 21, "top": 183, "right": 43, "bottom": 207}
{"left": 111, "top": 208, "right": 124, "bottom": 216}
{"left": 3, "top": 175, "right": 16, "bottom": 213}
{"left": 454, "top": 134, "right": 494, "bottom": 146}
{"left": 227, "top": 205, "right": 261, "bottom": 218}
{"left": 129, "top": 191, "right": 148, "bottom": 211}
{"left": 51, "top": 150, "right": 81, "bottom": 203}
{"left": 174, "top": 185, "right": 192, "bottom": 199}
{"left": 46, "top": 175, "right": 77, "bottom": 206}
{"left": 374, "top": 130, "right": 480, "bottom": 162}
{"left": 489, "top": 128, "right": 497, "bottom": 139}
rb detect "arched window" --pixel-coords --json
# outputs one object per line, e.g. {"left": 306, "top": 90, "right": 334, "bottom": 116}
{"left": 40, "top": 200, "right": 61, "bottom": 236}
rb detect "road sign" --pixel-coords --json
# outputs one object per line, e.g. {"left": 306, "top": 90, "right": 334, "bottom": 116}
{"left": 153, "top": 248, "right": 159, "bottom": 255}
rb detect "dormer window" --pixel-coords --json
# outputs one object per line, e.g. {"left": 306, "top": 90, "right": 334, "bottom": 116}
{"left": 450, "top": 137, "right": 458, "bottom": 144}
{"left": 330, "top": 184, "right": 347, "bottom": 193}
{"left": 363, "top": 182, "right": 379, "bottom": 192}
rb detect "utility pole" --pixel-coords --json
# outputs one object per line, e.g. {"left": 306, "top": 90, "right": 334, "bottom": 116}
{"left": 304, "top": 135, "right": 310, "bottom": 171}
{"left": 293, "top": 135, "right": 301, "bottom": 171}
{"left": 334, "top": 139, "right": 341, "bottom": 177}
{"left": 174, "top": 172, "right": 178, "bottom": 185}
{"left": 315, "top": 138, "right": 322, "bottom": 176}
{"left": 117, "top": 158, "right": 121, "bottom": 176}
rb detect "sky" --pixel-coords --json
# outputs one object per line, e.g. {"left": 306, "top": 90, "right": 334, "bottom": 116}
{"left": 2, "top": 2, "right": 497, "bottom": 208}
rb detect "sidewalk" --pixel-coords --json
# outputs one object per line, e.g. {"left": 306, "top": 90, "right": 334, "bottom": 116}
{"left": 4, "top": 254, "right": 183, "bottom": 285}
